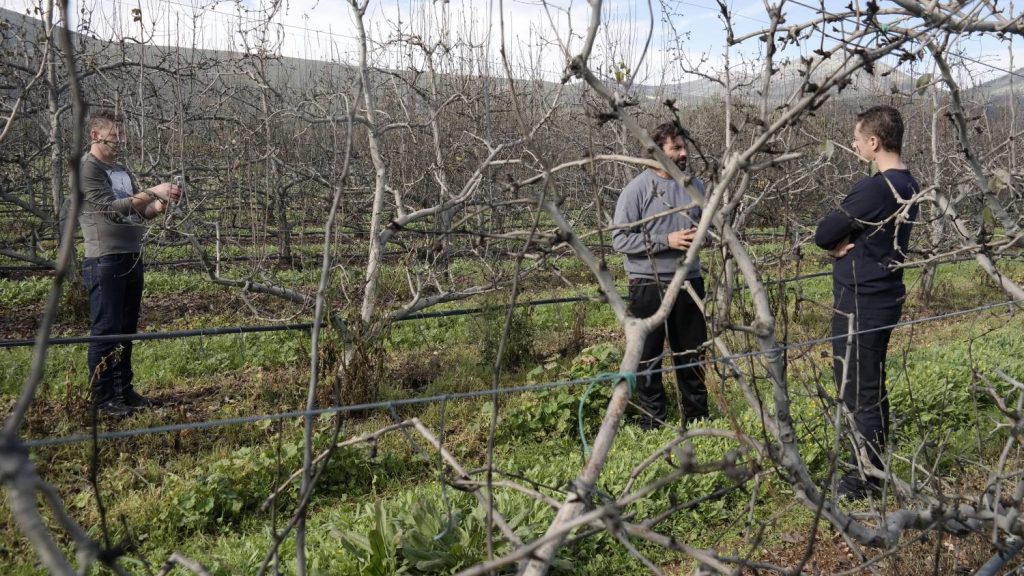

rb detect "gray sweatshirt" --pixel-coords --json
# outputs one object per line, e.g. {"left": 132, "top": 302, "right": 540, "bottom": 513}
{"left": 612, "top": 169, "right": 704, "bottom": 280}
{"left": 79, "top": 152, "right": 145, "bottom": 257}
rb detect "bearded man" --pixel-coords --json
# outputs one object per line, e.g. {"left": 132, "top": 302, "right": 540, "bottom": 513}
{"left": 612, "top": 121, "right": 709, "bottom": 430}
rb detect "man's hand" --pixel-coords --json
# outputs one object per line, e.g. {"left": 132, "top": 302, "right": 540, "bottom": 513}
{"left": 830, "top": 237, "right": 855, "bottom": 258}
{"left": 667, "top": 228, "right": 697, "bottom": 250}
{"left": 149, "top": 182, "right": 183, "bottom": 203}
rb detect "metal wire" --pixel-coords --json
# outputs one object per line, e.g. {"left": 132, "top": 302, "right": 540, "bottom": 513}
{"left": 20, "top": 297, "right": 1021, "bottom": 449}
{"left": 0, "top": 283, "right": 794, "bottom": 350}
{"left": 0, "top": 295, "right": 607, "bottom": 349}
{"left": 0, "top": 323, "right": 316, "bottom": 348}
{"left": 1, "top": 255, "right": 999, "bottom": 349}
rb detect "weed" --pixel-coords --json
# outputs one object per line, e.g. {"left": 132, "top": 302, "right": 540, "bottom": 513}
{"left": 331, "top": 492, "right": 491, "bottom": 574}
{"left": 331, "top": 319, "right": 388, "bottom": 409}
{"left": 0, "top": 277, "right": 50, "bottom": 308}
{"left": 472, "top": 297, "right": 537, "bottom": 371}
{"left": 499, "top": 342, "right": 622, "bottom": 442}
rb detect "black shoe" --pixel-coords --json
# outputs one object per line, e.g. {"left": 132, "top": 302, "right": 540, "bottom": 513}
{"left": 629, "top": 415, "right": 664, "bottom": 432}
{"left": 836, "top": 474, "right": 880, "bottom": 502}
{"left": 95, "top": 399, "right": 138, "bottom": 417}
{"left": 122, "top": 388, "right": 162, "bottom": 408}
{"left": 836, "top": 483, "right": 868, "bottom": 502}
{"left": 684, "top": 414, "right": 710, "bottom": 429}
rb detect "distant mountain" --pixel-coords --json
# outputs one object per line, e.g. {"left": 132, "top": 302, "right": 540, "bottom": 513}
{"left": 639, "top": 56, "right": 920, "bottom": 106}
{"left": 0, "top": 6, "right": 556, "bottom": 103}
{"left": 0, "top": 5, "right": 362, "bottom": 90}
{"left": 967, "top": 67, "right": 1024, "bottom": 99}
{"left": 1, "top": 6, "right": 46, "bottom": 48}
{"left": 5, "top": 5, "right": 1020, "bottom": 111}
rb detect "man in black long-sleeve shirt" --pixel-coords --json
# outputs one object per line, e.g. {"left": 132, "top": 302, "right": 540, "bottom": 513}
{"left": 815, "top": 106, "right": 919, "bottom": 500}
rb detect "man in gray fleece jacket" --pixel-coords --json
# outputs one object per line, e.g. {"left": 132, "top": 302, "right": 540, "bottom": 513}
{"left": 612, "top": 122, "right": 708, "bottom": 430}
{"left": 79, "top": 108, "right": 182, "bottom": 416}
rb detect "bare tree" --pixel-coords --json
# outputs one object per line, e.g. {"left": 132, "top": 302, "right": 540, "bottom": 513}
{"left": 3, "top": 0, "right": 1024, "bottom": 574}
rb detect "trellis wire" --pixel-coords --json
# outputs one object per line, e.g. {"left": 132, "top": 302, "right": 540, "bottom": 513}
{"left": 0, "top": 255, "right": 1007, "bottom": 349}
{"left": 20, "top": 297, "right": 1021, "bottom": 449}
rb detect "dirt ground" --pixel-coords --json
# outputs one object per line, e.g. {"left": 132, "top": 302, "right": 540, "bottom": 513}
{"left": 755, "top": 526, "right": 998, "bottom": 575}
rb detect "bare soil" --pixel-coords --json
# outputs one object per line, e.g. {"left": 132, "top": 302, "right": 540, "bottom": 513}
{"left": 755, "top": 522, "right": 998, "bottom": 575}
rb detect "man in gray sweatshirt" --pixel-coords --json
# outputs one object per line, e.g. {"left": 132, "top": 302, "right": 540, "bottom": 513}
{"left": 79, "top": 108, "right": 181, "bottom": 416}
{"left": 613, "top": 122, "right": 708, "bottom": 430}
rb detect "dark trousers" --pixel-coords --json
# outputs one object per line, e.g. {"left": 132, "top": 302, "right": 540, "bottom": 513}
{"left": 628, "top": 277, "right": 709, "bottom": 423}
{"left": 831, "top": 304, "right": 901, "bottom": 478}
{"left": 82, "top": 253, "right": 144, "bottom": 405}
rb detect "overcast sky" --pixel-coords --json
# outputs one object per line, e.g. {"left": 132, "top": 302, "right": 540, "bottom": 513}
{"left": 2, "top": 0, "right": 1021, "bottom": 86}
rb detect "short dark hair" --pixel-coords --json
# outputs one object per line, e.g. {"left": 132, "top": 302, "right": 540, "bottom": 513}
{"left": 87, "top": 108, "right": 124, "bottom": 133}
{"left": 856, "top": 106, "right": 903, "bottom": 154}
{"left": 651, "top": 121, "right": 686, "bottom": 149}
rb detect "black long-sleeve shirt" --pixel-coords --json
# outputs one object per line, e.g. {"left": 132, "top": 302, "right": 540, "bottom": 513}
{"left": 814, "top": 169, "right": 919, "bottom": 308}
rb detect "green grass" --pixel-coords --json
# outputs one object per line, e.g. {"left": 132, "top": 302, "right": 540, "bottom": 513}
{"left": 143, "top": 270, "right": 222, "bottom": 295}
{"left": 0, "top": 277, "right": 51, "bottom": 308}
{"left": 2, "top": 249, "right": 1024, "bottom": 574}
{"left": 0, "top": 331, "right": 308, "bottom": 398}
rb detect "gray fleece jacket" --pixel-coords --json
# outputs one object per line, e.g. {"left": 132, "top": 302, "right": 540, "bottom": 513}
{"left": 612, "top": 169, "right": 704, "bottom": 280}
{"left": 79, "top": 152, "right": 145, "bottom": 257}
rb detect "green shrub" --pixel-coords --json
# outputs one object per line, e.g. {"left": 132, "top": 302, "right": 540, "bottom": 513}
{"left": 500, "top": 343, "right": 622, "bottom": 442}
{"left": 157, "top": 442, "right": 296, "bottom": 532}
{"left": 331, "top": 491, "right": 491, "bottom": 575}
{"left": 890, "top": 325, "right": 1024, "bottom": 437}
{"left": 0, "top": 277, "right": 50, "bottom": 307}
{"left": 473, "top": 300, "right": 537, "bottom": 370}
{"left": 151, "top": 423, "right": 404, "bottom": 536}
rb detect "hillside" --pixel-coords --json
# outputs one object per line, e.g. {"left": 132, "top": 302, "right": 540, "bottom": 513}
{"left": 7, "top": 6, "right": 1023, "bottom": 113}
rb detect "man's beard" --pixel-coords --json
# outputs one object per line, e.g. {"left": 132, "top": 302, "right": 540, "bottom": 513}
{"left": 675, "top": 158, "right": 687, "bottom": 172}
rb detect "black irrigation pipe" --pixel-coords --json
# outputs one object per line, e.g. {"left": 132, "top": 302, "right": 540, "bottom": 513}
{"left": 135, "top": 244, "right": 612, "bottom": 268}
{"left": 397, "top": 295, "right": 604, "bottom": 321}
{"left": 0, "top": 265, "right": 48, "bottom": 273}
{"left": 0, "top": 252, "right": 415, "bottom": 273}
{"left": 0, "top": 323, "right": 316, "bottom": 348}
{"left": 141, "top": 252, "right": 400, "bottom": 269}
{"left": 24, "top": 375, "right": 616, "bottom": 449}
{"left": 20, "top": 297, "right": 1023, "bottom": 449}
{"left": 0, "top": 244, "right": 616, "bottom": 273}
{"left": 0, "top": 296, "right": 604, "bottom": 349}
{"left": 0, "top": 256, "right": 1004, "bottom": 349}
